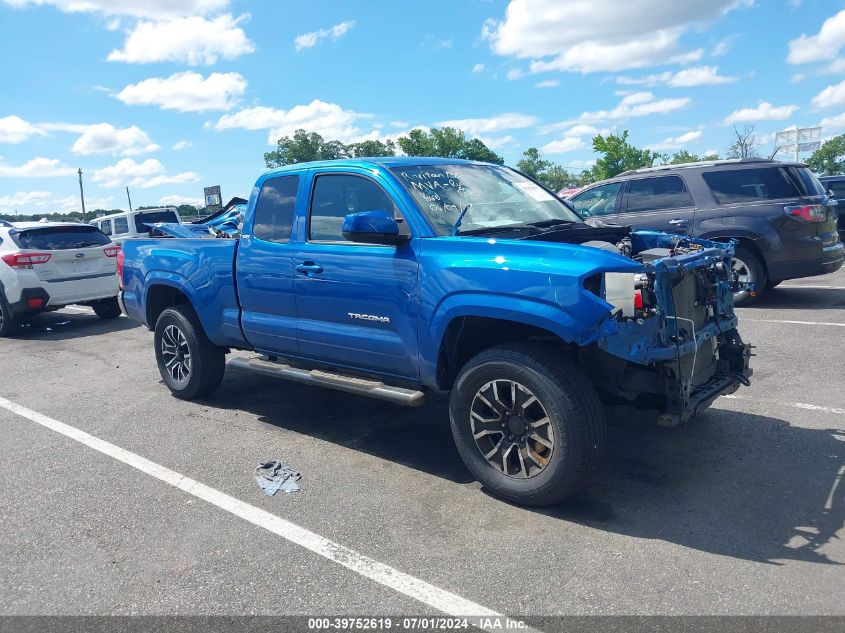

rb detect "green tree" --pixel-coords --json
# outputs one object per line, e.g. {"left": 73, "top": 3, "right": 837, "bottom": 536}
{"left": 807, "top": 135, "right": 845, "bottom": 175}
{"left": 668, "top": 150, "right": 720, "bottom": 165}
{"left": 347, "top": 139, "right": 396, "bottom": 158}
{"left": 264, "top": 129, "right": 348, "bottom": 167}
{"left": 397, "top": 127, "right": 504, "bottom": 164}
{"left": 591, "top": 131, "right": 660, "bottom": 180}
{"left": 516, "top": 147, "right": 552, "bottom": 181}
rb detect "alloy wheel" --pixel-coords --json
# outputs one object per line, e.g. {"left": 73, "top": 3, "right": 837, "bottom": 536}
{"left": 469, "top": 379, "right": 555, "bottom": 479}
{"left": 160, "top": 324, "right": 192, "bottom": 384}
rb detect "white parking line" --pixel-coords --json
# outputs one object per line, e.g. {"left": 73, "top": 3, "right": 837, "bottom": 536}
{"left": 722, "top": 394, "right": 845, "bottom": 415}
{"left": 777, "top": 285, "right": 845, "bottom": 290}
{"left": 0, "top": 395, "right": 527, "bottom": 630}
{"left": 740, "top": 318, "right": 845, "bottom": 327}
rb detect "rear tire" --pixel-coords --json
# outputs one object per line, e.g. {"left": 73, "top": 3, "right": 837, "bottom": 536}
{"left": 0, "top": 293, "right": 18, "bottom": 337}
{"left": 732, "top": 247, "right": 767, "bottom": 306}
{"left": 154, "top": 305, "right": 225, "bottom": 400}
{"left": 449, "top": 342, "right": 606, "bottom": 507}
{"left": 92, "top": 297, "right": 122, "bottom": 319}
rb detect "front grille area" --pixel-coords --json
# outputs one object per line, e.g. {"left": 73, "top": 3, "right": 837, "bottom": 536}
{"left": 671, "top": 274, "right": 708, "bottom": 330}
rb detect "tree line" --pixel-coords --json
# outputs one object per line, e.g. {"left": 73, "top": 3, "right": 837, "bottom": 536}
{"left": 264, "top": 127, "right": 733, "bottom": 193}
{"left": 3, "top": 125, "right": 843, "bottom": 221}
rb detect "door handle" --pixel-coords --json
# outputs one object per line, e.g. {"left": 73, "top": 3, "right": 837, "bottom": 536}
{"left": 296, "top": 262, "right": 323, "bottom": 276}
{"left": 669, "top": 218, "right": 689, "bottom": 226}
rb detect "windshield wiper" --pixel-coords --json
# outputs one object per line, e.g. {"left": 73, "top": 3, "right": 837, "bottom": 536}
{"left": 528, "top": 219, "right": 579, "bottom": 228}
{"left": 451, "top": 205, "right": 472, "bottom": 236}
{"left": 457, "top": 223, "right": 536, "bottom": 236}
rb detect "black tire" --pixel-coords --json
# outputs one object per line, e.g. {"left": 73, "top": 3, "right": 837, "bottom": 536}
{"left": 92, "top": 297, "right": 122, "bottom": 319}
{"left": 154, "top": 305, "right": 225, "bottom": 399}
{"left": 0, "top": 293, "right": 17, "bottom": 337}
{"left": 732, "top": 246, "right": 767, "bottom": 306}
{"left": 449, "top": 342, "right": 606, "bottom": 506}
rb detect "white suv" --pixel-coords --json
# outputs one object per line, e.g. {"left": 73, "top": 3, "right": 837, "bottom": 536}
{"left": 0, "top": 221, "right": 121, "bottom": 336}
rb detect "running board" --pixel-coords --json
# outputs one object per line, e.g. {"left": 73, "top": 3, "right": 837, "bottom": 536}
{"left": 227, "top": 357, "right": 426, "bottom": 407}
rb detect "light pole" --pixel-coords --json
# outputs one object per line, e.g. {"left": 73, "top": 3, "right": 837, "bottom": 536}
{"left": 78, "top": 168, "right": 87, "bottom": 223}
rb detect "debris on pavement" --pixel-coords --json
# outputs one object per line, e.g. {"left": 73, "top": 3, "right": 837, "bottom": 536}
{"left": 254, "top": 460, "right": 301, "bottom": 495}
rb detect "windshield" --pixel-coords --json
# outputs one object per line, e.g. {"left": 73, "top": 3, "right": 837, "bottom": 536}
{"left": 389, "top": 164, "right": 582, "bottom": 235}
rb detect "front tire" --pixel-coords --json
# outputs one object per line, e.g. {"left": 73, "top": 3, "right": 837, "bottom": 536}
{"left": 0, "top": 293, "right": 18, "bottom": 337}
{"left": 92, "top": 297, "right": 122, "bottom": 319}
{"left": 154, "top": 305, "right": 225, "bottom": 399}
{"left": 449, "top": 343, "right": 606, "bottom": 506}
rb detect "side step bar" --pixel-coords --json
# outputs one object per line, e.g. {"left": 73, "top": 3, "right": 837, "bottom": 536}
{"left": 227, "top": 357, "right": 426, "bottom": 407}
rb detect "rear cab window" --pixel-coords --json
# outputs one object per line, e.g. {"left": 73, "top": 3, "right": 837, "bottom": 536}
{"left": 134, "top": 210, "right": 179, "bottom": 233}
{"left": 702, "top": 167, "right": 801, "bottom": 204}
{"left": 99, "top": 220, "right": 112, "bottom": 236}
{"left": 252, "top": 175, "right": 300, "bottom": 243}
{"left": 11, "top": 225, "right": 111, "bottom": 250}
{"left": 624, "top": 175, "right": 693, "bottom": 213}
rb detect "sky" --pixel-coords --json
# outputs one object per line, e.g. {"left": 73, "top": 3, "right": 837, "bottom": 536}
{"left": 0, "top": 0, "right": 844, "bottom": 214}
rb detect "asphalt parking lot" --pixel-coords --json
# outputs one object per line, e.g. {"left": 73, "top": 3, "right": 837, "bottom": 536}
{"left": 1, "top": 270, "right": 843, "bottom": 620}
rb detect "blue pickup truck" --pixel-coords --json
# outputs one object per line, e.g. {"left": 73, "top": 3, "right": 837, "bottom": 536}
{"left": 120, "top": 158, "right": 752, "bottom": 506}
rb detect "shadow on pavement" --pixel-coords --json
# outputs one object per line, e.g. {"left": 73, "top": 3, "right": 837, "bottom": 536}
{"left": 7, "top": 311, "right": 139, "bottom": 341}
{"left": 742, "top": 286, "right": 845, "bottom": 311}
{"left": 215, "top": 369, "right": 844, "bottom": 566}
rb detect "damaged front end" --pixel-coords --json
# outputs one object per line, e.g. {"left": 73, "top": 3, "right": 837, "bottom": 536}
{"left": 576, "top": 231, "right": 753, "bottom": 426}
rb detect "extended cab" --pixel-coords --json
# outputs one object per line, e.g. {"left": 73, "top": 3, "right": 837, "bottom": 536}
{"left": 120, "top": 158, "right": 752, "bottom": 506}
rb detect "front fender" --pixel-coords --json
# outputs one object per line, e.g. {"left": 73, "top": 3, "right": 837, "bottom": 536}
{"left": 418, "top": 291, "right": 617, "bottom": 387}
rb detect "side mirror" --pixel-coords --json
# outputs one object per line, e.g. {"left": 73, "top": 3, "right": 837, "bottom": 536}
{"left": 342, "top": 211, "right": 409, "bottom": 246}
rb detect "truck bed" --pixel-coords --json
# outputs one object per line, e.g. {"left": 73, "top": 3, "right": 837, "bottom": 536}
{"left": 121, "top": 237, "right": 247, "bottom": 348}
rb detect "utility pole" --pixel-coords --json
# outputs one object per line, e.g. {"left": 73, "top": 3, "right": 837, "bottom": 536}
{"left": 78, "top": 168, "right": 87, "bottom": 223}
{"left": 126, "top": 186, "right": 133, "bottom": 213}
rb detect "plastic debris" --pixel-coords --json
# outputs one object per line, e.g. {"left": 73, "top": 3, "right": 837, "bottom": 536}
{"left": 254, "top": 460, "right": 301, "bottom": 495}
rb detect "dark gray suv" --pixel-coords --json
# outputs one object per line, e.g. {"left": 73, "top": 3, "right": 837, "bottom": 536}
{"left": 567, "top": 158, "right": 843, "bottom": 304}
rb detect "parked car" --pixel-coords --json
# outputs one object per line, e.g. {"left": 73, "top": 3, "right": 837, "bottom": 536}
{"left": 90, "top": 207, "right": 182, "bottom": 243}
{"left": 120, "top": 158, "right": 752, "bottom": 506}
{"left": 567, "top": 158, "right": 843, "bottom": 304}
{"left": 0, "top": 221, "right": 121, "bottom": 335}
{"left": 816, "top": 175, "right": 845, "bottom": 243}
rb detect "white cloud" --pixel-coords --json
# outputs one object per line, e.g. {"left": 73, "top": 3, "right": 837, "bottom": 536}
{"left": 172, "top": 140, "right": 192, "bottom": 150}
{"left": 92, "top": 158, "right": 199, "bottom": 188}
{"left": 711, "top": 38, "right": 732, "bottom": 57}
{"left": 2, "top": 0, "right": 229, "bottom": 19}
{"left": 617, "top": 66, "right": 736, "bottom": 87}
{"left": 535, "top": 79, "right": 560, "bottom": 88}
{"left": 0, "top": 115, "right": 46, "bottom": 144}
{"left": 159, "top": 194, "right": 203, "bottom": 207}
{"left": 723, "top": 102, "right": 799, "bottom": 125}
{"left": 482, "top": 0, "right": 748, "bottom": 73}
{"left": 506, "top": 68, "right": 524, "bottom": 80}
{"left": 70, "top": 123, "right": 159, "bottom": 156}
{"left": 294, "top": 20, "right": 355, "bottom": 51}
{"left": 812, "top": 79, "right": 845, "bottom": 109}
{"left": 435, "top": 113, "right": 538, "bottom": 135}
{"left": 543, "top": 91, "right": 690, "bottom": 131}
{"left": 563, "top": 124, "right": 603, "bottom": 137}
{"left": 420, "top": 36, "right": 452, "bottom": 50}
{"left": 108, "top": 14, "right": 254, "bottom": 65}
{"left": 477, "top": 135, "right": 515, "bottom": 149}
{"left": 648, "top": 129, "right": 703, "bottom": 150}
{"left": 540, "top": 136, "right": 587, "bottom": 154}
{"left": 472, "top": 63, "right": 485, "bottom": 74}
{"left": 214, "top": 99, "right": 372, "bottom": 144}
{"left": 787, "top": 9, "right": 845, "bottom": 65}
{"left": 0, "top": 157, "right": 76, "bottom": 178}
{"left": 820, "top": 112, "right": 845, "bottom": 131}
{"left": 116, "top": 71, "right": 247, "bottom": 113}
{"left": 564, "top": 159, "right": 596, "bottom": 170}
{"left": 0, "top": 190, "right": 51, "bottom": 209}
